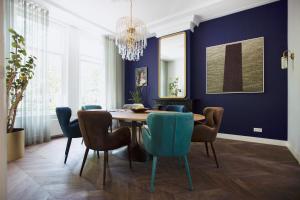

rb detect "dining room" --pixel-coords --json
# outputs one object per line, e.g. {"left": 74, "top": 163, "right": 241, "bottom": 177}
{"left": 1, "top": 0, "right": 300, "bottom": 199}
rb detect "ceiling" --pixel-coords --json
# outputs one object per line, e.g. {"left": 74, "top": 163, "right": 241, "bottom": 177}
{"left": 36, "top": 0, "right": 279, "bottom": 37}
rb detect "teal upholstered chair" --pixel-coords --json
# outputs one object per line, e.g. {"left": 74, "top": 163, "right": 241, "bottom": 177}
{"left": 56, "top": 107, "right": 82, "bottom": 164}
{"left": 158, "top": 105, "right": 186, "bottom": 112}
{"left": 166, "top": 105, "right": 186, "bottom": 112}
{"left": 142, "top": 112, "right": 194, "bottom": 192}
{"left": 81, "top": 105, "right": 102, "bottom": 110}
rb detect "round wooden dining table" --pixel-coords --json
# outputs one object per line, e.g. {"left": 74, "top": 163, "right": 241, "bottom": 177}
{"left": 110, "top": 110, "right": 205, "bottom": 162}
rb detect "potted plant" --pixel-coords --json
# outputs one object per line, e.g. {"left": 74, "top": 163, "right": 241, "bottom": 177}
{"left": 6, "top": 28, "right": 36, "bottom": 162}
{"left": 128, "top": 84, "right": 146, "bottom": 111}
{"left": 129, "top": 85, "right": 144, "bottom": 104}
{"left": 169, "top": 77, "right": 182, "bottom": 97}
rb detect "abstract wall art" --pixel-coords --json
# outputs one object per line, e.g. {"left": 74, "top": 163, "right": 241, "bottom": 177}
{"left": 206, "top": 37, "right": 264, "bottom": 94}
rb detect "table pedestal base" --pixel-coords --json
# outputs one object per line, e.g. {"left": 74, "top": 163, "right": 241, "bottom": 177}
{"left": 112, "top": 144, "right": 150, "bottom": 162}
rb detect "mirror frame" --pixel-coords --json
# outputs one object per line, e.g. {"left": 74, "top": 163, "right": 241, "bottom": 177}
{"left": 158, "top": 31, "right": 187, "bottom": 99}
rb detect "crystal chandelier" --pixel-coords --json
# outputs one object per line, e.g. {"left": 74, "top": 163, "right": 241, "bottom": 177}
{"left": 115, "top": 0, "right": 147, "bottom": 61}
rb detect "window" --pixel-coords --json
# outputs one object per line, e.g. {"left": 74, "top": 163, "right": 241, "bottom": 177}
{"left": 47, "top": 21, "right": 68, "bottom": 114}
{"left": 79, "top": 33, "right": 106, "bottom": 108}
{"left": 14, "top": 16, "right": 107, "bottom": 115}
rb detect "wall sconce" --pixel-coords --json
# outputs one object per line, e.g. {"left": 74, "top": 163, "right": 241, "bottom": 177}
{"left": 281, "top": 50, "right": 295, "bottom": 69}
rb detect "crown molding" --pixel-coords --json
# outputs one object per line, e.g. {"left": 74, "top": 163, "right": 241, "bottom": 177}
{"left": 148, "top": 0, "right": 279, "bottom": 38}
{"left": 33, "top": 0, "right": 114, "bottom": 35}
{"left": 33, "top": 0, "right": 279, "bottom": 38}
{"left": 149, "top": 15, "right": 194, "bottom": 37}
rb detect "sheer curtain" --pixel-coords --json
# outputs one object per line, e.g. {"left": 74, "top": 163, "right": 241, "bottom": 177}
{"left": 105, "top": 36, "right": 125, "bottom": 110}
{"left": 13, "top": 0, "right": 50, "bottom": 145}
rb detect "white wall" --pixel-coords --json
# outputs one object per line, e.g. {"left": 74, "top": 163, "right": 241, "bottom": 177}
{"left": 288, "top": 0, "right": 300, "bottom": 164}
{"left": 0, "top": 0, "right": 7, "bottom": 198}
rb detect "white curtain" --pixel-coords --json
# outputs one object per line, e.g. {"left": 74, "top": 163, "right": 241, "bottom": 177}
{"left": 12, "top": 0, "right": 50, "bottom": 145}
{"left": 105, "top": 36, "right": 125, "bottom": 110}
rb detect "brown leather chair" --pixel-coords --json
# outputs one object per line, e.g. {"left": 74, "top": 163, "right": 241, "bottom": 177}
{"left": 192, "top": 107, "right": 224, "bottom": 168}
{"left": 77, "top": 110, "right": 132, "bottom": 185}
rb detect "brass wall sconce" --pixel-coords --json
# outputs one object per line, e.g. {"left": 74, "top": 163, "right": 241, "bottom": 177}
{"left": 281, "top": 50, "right": 295, "bottom": 69}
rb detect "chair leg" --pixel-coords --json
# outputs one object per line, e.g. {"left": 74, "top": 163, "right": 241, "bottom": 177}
{"left": 80, "top": 148, "right": 89, "bottom": 176}
{"left": 64, "top": 138, "right": 72, "bottom": 164}
{"left": 128, "top": 145, "right": 132, "bottom": 169}
{"left": 138, "top": 126, "right": 142, "bottom": 144}
{"left": 178, "top": 157, "right": 184, "bottom": 168}
{"left": 183, "top": 155, "right": 193, "bottom": 191}
{"left": 103, "top": 151, "right": 108, "bottom": 186}
{"left": 97, "top": 151, "right": 100, "bottom": 159}
{"left": 210, "top": 142, "right": 219, "bottom": 168}
{"left": 150, "top": 156, "right": 158, "bottom": 192}
{"left": 107, "top": 152, "right": 109, "bottom": 164}
{"left": 205, "top": 142, "right": 209, "bottom": 157}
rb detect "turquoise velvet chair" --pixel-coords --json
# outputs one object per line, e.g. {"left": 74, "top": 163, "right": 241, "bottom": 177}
{"left": 166, "top": 105, "right": 186, "bottom": 112}
{"left": 56, "top": 107, "right": 82, "bottom": 164}
{"left": 142, "top": 112, "right": 194, "bottom": 192}
{"left": 81, "top": 105, "right": 102, "bottom": 110}
{"left": 158, "top": 105, "right": 186, "bottom": 112}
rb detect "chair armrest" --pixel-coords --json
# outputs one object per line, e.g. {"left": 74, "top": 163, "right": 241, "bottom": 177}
{"left": 69, "top": 119, "right": 82, "bottom": 138}
{"left": 70, "top": 119, "right": 78, "bottom": 126}
{"left": 142, "top": 125, "right": 150, "bottom": 136}
{"left": 192, "top": 124, "right": 217, "bottom": 142}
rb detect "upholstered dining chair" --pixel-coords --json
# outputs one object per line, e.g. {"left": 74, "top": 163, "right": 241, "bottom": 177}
{"left": 56, "top": 107, "right": 82, "bottom": 164}
{"left": 81, "top": 105, "right": 102, "bottom": 110}
{"left": 192, "top": 107, "right": 224, "bottom": 168}
{"left": 77, "top": 110, "right": 132, "bottom": 185}
{"left": 158, "top": 105, "right": 186, "bottom": 112}
{"left": 166, "top": 105, "right": 186, "bottom": 112}
{"left": 81, "top": 105, "right": 103, "bottom": 146}
{"left": 142, "top": 112, "right": 194, "bottom": 192}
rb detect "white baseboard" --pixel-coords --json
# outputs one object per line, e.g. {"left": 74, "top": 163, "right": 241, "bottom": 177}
{"left": 287, "top": 143, "right": 300, "bottom": 164}
{"left": 217, "top": 133, "right": 287, "bottom": 146}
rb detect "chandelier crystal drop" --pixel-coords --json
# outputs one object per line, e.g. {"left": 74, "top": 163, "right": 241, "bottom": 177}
{"left": 115, "top": 0, "right": 147, "bottom": 61}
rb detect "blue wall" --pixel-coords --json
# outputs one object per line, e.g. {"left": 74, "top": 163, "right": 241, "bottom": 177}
{"left": 125, "top": 37, "right": 159, "bottom": 107}
{"left": 125, "top": 0, "right": 287, "bottom": 140}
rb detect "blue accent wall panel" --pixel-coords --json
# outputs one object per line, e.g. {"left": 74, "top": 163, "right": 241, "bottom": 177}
{"left": 191, "top": 0, "right": 287, "bottom": 140}
{"left": 125, "top": 37, "right": 159, "bottom": 107}
{"left": 125, "top": 0, "right": 287, "bottom": 140}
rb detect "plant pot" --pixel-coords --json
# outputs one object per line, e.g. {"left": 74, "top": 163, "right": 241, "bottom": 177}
{"left": 7, "top": 128, "right": 25, "bottom": 162}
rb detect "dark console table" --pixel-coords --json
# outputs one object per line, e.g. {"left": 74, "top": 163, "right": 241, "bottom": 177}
{"left": 153, "top": 98, "right": 194, "bottom": 112}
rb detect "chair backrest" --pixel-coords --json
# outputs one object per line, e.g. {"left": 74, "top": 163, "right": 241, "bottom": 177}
{"left": 56, "top": 107, "right": 72, "bottom": 137}
{"left": 146, "top": 112, "right": 194, "bottom": 156}
{"left": 77, "top": 111, "right": 112, "bottom": 150}
{"left": 81, "top": 105, "right": 102, "bottom": 110}
{"left": 203, "top": 107, "right": 224, "bottom": 132}
{"left": 166, "top": 105, "right": 186, "bottom": 112}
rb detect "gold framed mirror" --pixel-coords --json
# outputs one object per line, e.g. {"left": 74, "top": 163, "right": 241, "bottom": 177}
{"left": 158, "top": 32, "right": 186, "bottom": 98}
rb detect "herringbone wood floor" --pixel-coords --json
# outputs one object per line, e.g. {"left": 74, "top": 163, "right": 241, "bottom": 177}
{"left": 8, "top": 137, "right": 300, "bottom": 200}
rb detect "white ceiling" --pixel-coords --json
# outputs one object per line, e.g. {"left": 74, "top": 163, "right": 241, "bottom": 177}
{"left": 36, "top": 0, "right": 278, "bottom": 37}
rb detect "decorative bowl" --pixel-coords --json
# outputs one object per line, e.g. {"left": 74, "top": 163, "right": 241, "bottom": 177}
{"left": 131, "top": 108, "right": 148, "bottom": 113}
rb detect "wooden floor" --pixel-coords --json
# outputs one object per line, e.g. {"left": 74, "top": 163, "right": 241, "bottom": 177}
{"left": 8, "top": 137, "right": 300, "bottom": 200}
